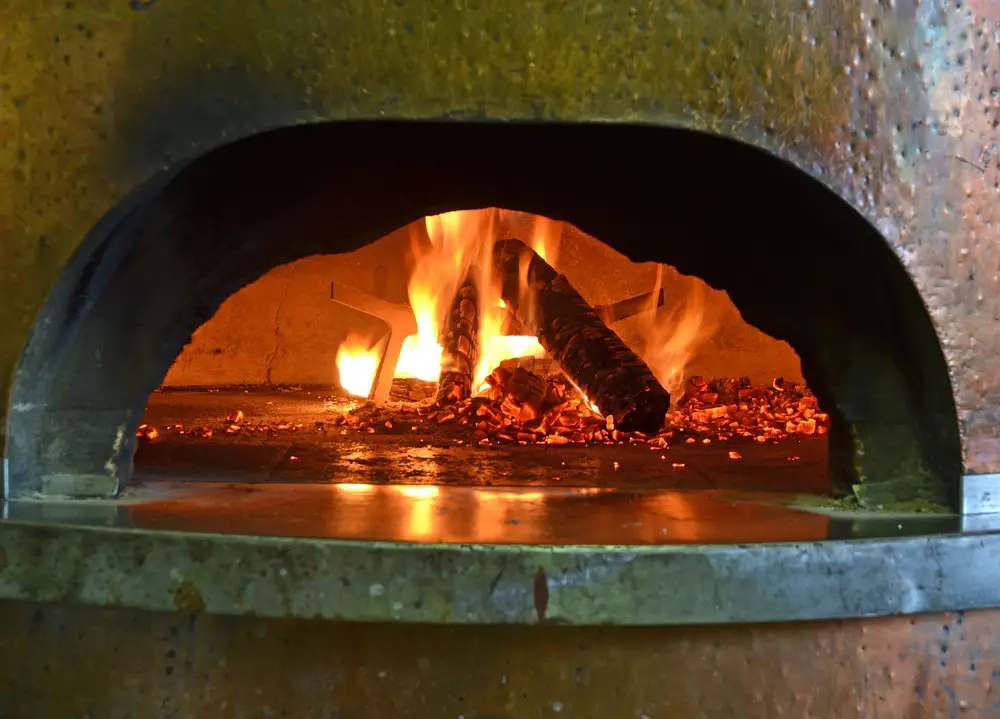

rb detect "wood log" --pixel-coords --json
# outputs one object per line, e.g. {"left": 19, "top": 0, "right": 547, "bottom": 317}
{"left": 502, "top": 287, "right": 665, "bottom": 334}
{"left": 436, "top": 273, "right": 480, "bottom": 403}
{"left": 492, "top": 239, "right": 671, "bottom": 433}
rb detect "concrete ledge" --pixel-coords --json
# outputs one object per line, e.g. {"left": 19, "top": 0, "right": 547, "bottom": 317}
{"left": 0, "top": 520, "right": 998, "bottom": 625}
{"left": 39, "top": 474, "right": 119, "bottom": 497}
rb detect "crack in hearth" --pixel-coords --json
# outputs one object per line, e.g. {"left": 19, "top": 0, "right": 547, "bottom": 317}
{"left": 264, "top": 273, "right": 294, "bottom": 386}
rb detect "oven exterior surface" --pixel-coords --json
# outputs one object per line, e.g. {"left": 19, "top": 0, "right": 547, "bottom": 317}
{"left": 0, "top": 597, "right": 997, "bottom": 718}
{"left": 0, "top": 0, "right": 999, "bottom": 478}
{"left": 2, "top": 1, "right": 1000, "bottom": 711}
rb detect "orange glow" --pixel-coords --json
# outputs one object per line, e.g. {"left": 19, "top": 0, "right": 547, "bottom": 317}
{"left": 336, "top": 335, "right": 380, "bottom": 397}
{"left": 563, "top": 375, "right": 603, "bottom": 416}
{"left": 476, "top": 489, "right": 548, "bottom": 503}
{"left": 335, "top": 483, "right": 376, "bottom": 494}
{"left": 393, "top": 485, "right": 439, "bottom": 540}
{"left": 476, "top": 335, "right": 545, "bottom": 386}
{"left": 529, "top": 215, "right": 562, "bottom": 266}
{"left": 394, "top": 332, "right": 443, "bottom": 381}
{"left": 640, "top": 266, "right": 719, "bottom": 401}
{"left": 395, "top": 486, "right": 440, "bottom": 500}
{"left": 129, "top": 483, "right": 828, "bottom": 546}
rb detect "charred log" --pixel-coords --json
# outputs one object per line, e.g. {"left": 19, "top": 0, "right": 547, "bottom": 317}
{"left": 493, "top": 239, "right": 671, "bottom": 433}
{"left": 437, "top": 274, "right": 480, "bottom": 404}
{"left": 502, "top": 287, "right": 666, "bottom": 335}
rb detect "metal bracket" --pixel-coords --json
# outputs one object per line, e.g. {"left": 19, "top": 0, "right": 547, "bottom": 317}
{"left": 330, "top": 282, "right": 418, "bottom": 403}
{"left": 595, "top": 287, "right": 665, "bottom": 324}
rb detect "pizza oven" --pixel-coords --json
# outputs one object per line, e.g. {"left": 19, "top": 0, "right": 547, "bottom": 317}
{"left": 4, "top": 123, "right": 960, "bottom": 534}
{"left": 5, "top": 0, "right": 1000, "bottom": 715}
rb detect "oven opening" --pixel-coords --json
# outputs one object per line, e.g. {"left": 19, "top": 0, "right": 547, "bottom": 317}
{"left": 141, "top": 211, "right": 827, "bottom": 495}
{"left": 5, "top": 122, "right": 962, "bottom": 543}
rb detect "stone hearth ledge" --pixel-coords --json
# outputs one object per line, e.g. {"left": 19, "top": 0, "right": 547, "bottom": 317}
{"left": 0, "top": 521, "right": 999, "bottom": 624}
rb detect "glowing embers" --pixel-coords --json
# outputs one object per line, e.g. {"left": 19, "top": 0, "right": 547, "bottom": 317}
{"left": 331, "top": 370, "right": 828, "bottom": 447}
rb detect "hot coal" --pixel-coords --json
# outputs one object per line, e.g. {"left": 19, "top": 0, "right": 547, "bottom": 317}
{"left": 139, "top": 373, "right": 827, "bottom": 462}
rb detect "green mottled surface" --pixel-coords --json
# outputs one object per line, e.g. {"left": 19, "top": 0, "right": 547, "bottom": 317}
{"left": 0, "top": 0, "right": 856, "bottom": 445}
{"left": 0, "top": 513, "right": 982, "bottom": 625}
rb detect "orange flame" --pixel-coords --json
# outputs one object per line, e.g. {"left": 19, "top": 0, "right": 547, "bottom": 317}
{"left": 640, "top": 266, "right": 718, "bottom": 402}
{"left": 336, "top": 334, "right": 381, "bottom": 397}
{"left": 529, "top": 215, "right": 562, "bottom": 266}
{"left": 394, "top": 333, "right": 443, "bottom": 381}
{"left": 563, "top": 375, "right": 602, "bottom": 416}
{"left": 395, "top": 211, "right": 491, "bottom": 381}
{"left": 477, "top": 335, "right": 546, "bottom": 386}
{"left": 395, "top": 209, "right": 549, "bottom": 388}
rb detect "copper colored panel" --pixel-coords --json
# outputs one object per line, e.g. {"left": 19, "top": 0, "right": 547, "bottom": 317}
{"left": 1, "top": 598, "right": 998, "bottom": 718}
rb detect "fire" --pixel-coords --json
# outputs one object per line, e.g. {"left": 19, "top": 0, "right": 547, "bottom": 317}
{"left": 336, "top": 335, "right": 380, "bottom": 397}
{"left": 394, "top": 332, "right": 443, "bottom": 381}
{"left": 563, "top": 375, "right": 602, "bottom": 415}
{"left": 476, "top": 335, "right": 546, "bottom": 389}
{"left": 529, "top": 215, "right": 561, "bottom": 266}
{"left": 394, "top": 209, "right": 552, "bottom": 389}
{"left": 640, "top": 267, "right": 719, "bottom": 401}
{"left": 344, "top": 209, "right": 711, "bottom": 411}
{"left": 395, "top": 211, "right": 489, "bottom": 381}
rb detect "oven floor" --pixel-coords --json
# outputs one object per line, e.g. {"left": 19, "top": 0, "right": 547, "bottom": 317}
{"left": 123, "top": 482, "right": 837, "bottom": 544}
{"left": 135, "top": 389, "right": 829, "bottom": 494}
{"left": 9, "top": 480, "right": 955, "bottom": 545}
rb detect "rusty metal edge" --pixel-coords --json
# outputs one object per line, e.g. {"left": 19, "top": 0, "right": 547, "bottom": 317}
{"left": 0, "top": 520, "right": 998, "bottom": 625}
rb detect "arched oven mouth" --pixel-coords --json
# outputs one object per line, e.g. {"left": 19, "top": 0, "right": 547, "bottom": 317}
{"left": 3, "top": 121, "right": 961, "bottom": 546}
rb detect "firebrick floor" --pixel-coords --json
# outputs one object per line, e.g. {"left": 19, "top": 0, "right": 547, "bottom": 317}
{"left": 1, "top": 390, "right": 949, "bottom": 547}
{"left": 89, "top": 388, "right": 868, "bottom": 545}
{"left": 135, "top": 389, "right": 829, "bottom": 494}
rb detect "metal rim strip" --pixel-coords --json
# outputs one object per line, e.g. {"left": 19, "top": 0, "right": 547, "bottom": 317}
{"left": 0, "top": 520, "right": 998, "bottom": 625}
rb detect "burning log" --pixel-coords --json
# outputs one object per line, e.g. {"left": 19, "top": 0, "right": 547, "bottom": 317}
{"left": 437, "top": 273, "right": 480, "bottom": 404}
{"left": 493, "top": 239, "right": 671, "bottom": 434}
{"left": 503, "top": 288, "right": 666, "bottom": 335}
